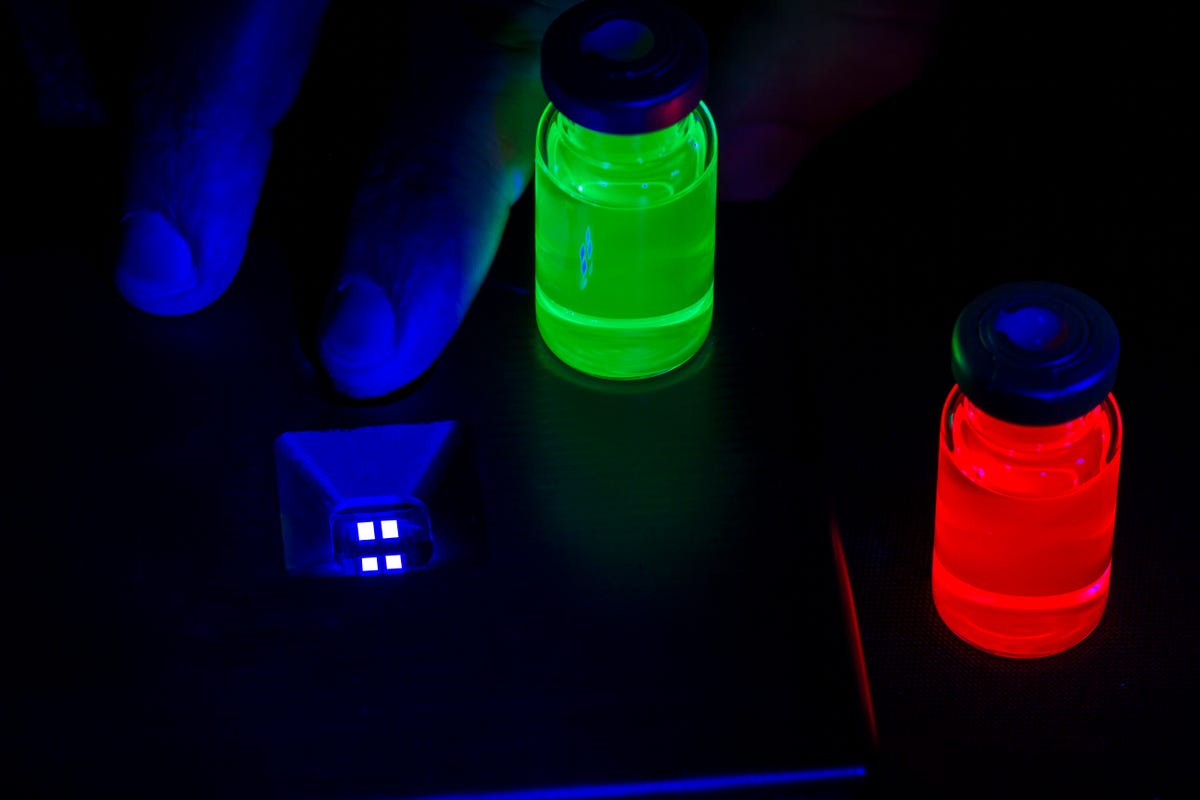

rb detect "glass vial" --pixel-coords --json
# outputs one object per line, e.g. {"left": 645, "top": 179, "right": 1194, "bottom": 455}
{"left": 535, "top": 0, "right": 717, "bottom": 380}
{"left": 932, "top": 281, "right": 1123, "bottom": 658}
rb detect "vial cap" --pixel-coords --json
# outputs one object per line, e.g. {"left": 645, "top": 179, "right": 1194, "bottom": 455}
{"left": 540, "top": 0, "right": 708, "bottom": 135}
{"left": 951, "top": 281, "right": 1120, "bottom": 425}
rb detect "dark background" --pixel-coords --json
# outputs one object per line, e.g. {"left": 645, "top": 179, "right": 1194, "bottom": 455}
{"left": 4, "top": 2, "right": 1196, "bottom": 798}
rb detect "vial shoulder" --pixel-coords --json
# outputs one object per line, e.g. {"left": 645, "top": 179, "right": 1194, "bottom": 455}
{"left": 940, "top": 387, "right": 1121, "bottom": 497}
{"left": 536, "top": 103, "right": 716, "bottom": 207}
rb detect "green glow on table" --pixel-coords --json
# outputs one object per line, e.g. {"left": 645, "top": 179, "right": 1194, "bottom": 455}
{"left": 534, "top": 101, "right": 717, "bottom": 380}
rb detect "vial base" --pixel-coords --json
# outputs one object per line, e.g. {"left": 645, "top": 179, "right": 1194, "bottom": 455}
{"left": 535, "top": 283, "right": 712, "bottom": 379}
{"left": 932, "top": 552, "right": 1109, "bottom": 658}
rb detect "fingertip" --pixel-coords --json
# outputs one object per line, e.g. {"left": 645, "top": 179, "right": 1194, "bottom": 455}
{"left": 317, "top": 278, "right": 415, "bottom": 400}
{"left": 319, "top": 279, "right": 396, "bottom": 366}
{"left": 115, "top": 211, "right": 200, "bottom": 315}
{"left": 118, "top": 127, "right": 275, "bottom": 316}
{"left": 317, "top": 268, "right": 473, "bottom": 401}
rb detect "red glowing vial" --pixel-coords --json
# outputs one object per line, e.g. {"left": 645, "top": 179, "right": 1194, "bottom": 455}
{"left": 932, "top": 281, "right": 1123, "bottom": 658}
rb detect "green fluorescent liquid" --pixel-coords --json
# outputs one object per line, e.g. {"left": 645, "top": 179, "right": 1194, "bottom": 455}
{"left": 534, "top": 101, "right": 717, "bottom": 380}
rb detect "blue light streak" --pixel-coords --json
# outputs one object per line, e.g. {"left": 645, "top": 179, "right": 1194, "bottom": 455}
{"left": 390, "top": 766, "right": 867, "bottom": 800}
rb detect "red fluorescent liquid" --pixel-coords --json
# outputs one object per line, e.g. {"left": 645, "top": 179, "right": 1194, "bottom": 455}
{"left": 932, "top": 386, "right": 1122, "bottom": 658}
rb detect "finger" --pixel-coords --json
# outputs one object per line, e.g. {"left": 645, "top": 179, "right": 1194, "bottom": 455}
{"left": 316, "top": 2, "right": 578, "bottom": 399}
{"left": 116, "top": 0, "right": 329, "bottom": 316}
{"left": 706, "top": 0, "right": 948, "bottom": 201}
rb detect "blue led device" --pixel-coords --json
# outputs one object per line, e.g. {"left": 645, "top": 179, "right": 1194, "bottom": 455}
{"left": 274, "top": 421, "right": 484, "bottom": 577}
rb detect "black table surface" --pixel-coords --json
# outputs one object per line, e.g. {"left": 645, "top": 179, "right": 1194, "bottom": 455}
{"left": 4, "top": 3, "right": 1196, "bottom": 799}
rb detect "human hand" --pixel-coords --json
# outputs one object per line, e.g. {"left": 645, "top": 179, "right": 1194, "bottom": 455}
{"left": 9, "top": 0, "right": 947, "bottom": 399}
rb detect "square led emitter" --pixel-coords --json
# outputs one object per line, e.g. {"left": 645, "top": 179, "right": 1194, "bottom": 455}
{"left": 333, "top": 502, "right": 433, "bottom": 574}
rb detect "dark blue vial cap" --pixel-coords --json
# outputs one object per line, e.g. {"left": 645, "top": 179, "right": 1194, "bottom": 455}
{"left": 541, "top": 0, "right": 708, "bottom": 135}
{"left": 951, "top": 281, "right": 1120, "bottom": 426}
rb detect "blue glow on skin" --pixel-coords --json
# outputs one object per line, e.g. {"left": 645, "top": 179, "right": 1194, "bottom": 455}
{"left": 117, "top": 0, "right": 330, "bottom": 317}
{"left": 397, "top": 767, "right": 867, "bottom": 800}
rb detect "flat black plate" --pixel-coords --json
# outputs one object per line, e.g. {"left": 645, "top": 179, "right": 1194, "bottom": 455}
{"left": 6, "top": 144, "right": 872, "bottom": 799}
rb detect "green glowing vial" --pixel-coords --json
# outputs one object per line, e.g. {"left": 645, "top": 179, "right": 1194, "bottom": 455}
{"left": 536, "top": 0, "right": 717, "bottom": 380}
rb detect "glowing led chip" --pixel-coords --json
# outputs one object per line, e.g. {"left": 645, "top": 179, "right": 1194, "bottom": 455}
{"left": 361, "top": 556, "right": 379, "bottom": 572}
{"left": 330, "top": 503, "right": 435, "bottom": 575}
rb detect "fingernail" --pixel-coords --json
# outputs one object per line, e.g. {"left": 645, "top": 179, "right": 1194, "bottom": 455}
{"left": 116, "top": 211, "right": 198, "bottom": 302}
{"left": 319, "top": 279, "right": 396, "bottom": 367}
